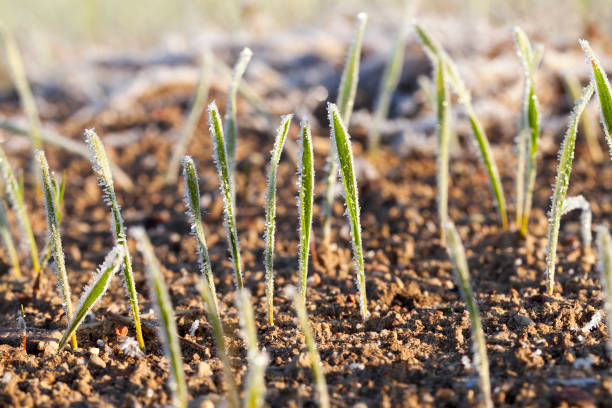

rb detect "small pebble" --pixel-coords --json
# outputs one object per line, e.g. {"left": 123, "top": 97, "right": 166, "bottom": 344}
{"left": 89, "top": 347, "right": 100, "bottom": 356}
{"left": 89, "top": 355, "right": 106, "bottom": 369}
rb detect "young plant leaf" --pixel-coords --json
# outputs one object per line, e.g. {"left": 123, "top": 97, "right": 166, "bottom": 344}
{"left": 199, "top": 279, "right": 239, "bottom": 408}
{"left": 328, "top": 103, "right": 369, "bottom": 320}
{"left": 415, "top": 24, "right": 508, "bottom": 229}
{"left": 544, "top": 81, "right": 594, "bottom": 295}
{"left": 297, "top": 119, "right": 315, "bottom": 307}
{"left": 0, "top": 199, "right": 20, "bottom": 277}
{"left": 595, "top": 225, "right": 612, "bottom": 355}
{"left": 264, "top": 114, "right": 293, "bottom": 325}
{"left": 58, "top": 245, "right": 124, "bottom": 351}
{"left": 561, "top": 195, "right": 592, "bottom": 249}
{"left": 224, "top": 47, "right": 253, "bottom": 176}
{"left": 443, "top": 222, "right": 492, "bottom": 408}
{"left": 84, "top": 128, "right": 145, "bottom": 351}
{"left": 132, "top": 227, "right": 187, "bottom": 408}
{"left": 39, "top": 171, "right": 66, "bottom": 270}
{"left": 207, "top": 102, "right": 243, "bottom": 289}
{"left": 287, "top": 286, "right": 330, "bottom": 408}
{"left": 323, "top": 12, "right": 368, "bottom": 245}
{"left": 0, "top": 146, "right": 39, "bottom": 272}
{"left": 182, "top": 156, "right": 219, "bottom": 321}
{"left": 435, "top": 58, "right": 451, "bottom": 242}
{"left": 166, "top": 53, "right": 212, "bottom": 184}
{"left": 36, "top": 150, "right": 76, "bottom": 349}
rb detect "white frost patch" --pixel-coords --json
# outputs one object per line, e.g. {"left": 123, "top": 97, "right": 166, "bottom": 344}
{"left": 189, "top": 319, "right": 200, "bottom": 337}
{"left": 119, "top": 336, "right": 144, "bottom": 359}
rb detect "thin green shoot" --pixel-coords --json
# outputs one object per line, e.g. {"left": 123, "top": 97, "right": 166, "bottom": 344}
{"left": 415, "top": 24, "right": 508, "bottom": 229}
{"left": 182, "top": 156, "right": 219, "bottom": 321}
{"left": 561, "top": 195, "right": 592, "bottom": 249}
{"left": 0, "top": 198, "right": 20, "bottom": 277}
{"left": 84, "top": 128, "right": 145, "bottom": 351}
{"left": 166, "top": 53, "right": 212, "bottom": 184}
{"left": 39, "top": 171, "right": 65, "bottom": 270}
{"left": 544, "top": 81, "right": 594, "bottom": 295}
{"left": 36, "top": 150, "right": 76, "bottom": 350}
{"left": 264, "top": 114, "right": 293, "bottom": 325}
{"left": 443, "top": 222, "right": 492, "bottom": 408}
{"left": 435, "top": 57, "right": 451, "bottom": 242}
{"left": 297, "top": 119, "right": 315, "bottom": 308}
{"left": 328, "top": 103, "right": 369, "bottom": 320}
{"left": 595, "top": 225, "right": 612, "bottom": 355}
{"left": 132, "top": 227, "right": 187, "bottom": 408}
{"left": 323, "top": 12, "right": 368, "bottom": 245}
{"left": 58, "top": 245, "right": 124, "bottom": 351}
{"left": 199, "top": 279, "right": 239, "bottom": 408}
{"left": 287, "top": 286, "right": 330, "bottom": 408}
{"left": 0, "top": 145, "right": 39, "bottom": 272}
{"left": 208, "top": 101, "right": 243, "bottom": 289}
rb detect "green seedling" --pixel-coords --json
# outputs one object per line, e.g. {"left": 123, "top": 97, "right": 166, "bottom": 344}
{"left": 561, "top": 195, "right": 592, "bottom": 249}
{"left": 58, "top": 245, "right": 124, "bottom": 351}
{"left": 225, "top": 47, "right": 253, "bottom": 178}
{"left": 0, "top": 198, "right": 20, "bottom": 277}
{"left": 444, "top": 222, "right": 492, "bottom": 408}
{"left": 415, "top": 24, "right": 508, "bottom": 229}
{"left": 435, "top": 58, "right": 451, "bottom": 241}
{"left": 323, "top": 12, "right": 367, "bottom": 245}
{"left": 39, "top": 171, "right": 65, "bottom": 271}
{"left": 287, "top": 286, "right": 330, "bottom": 408}
{"left": 132, "top": 227, "right": 187, "bottom": 408}
{"left": 36, "top": 150, "right": 76, "bottom": 349}
{"left": 297, "top": 119, "right": 314, "bottom": 307}
{"left": 84, "top": 129, "right": 145, "bottom": 351}
{"left": 182, "top": 156, "right": 219, "bottom": 320}
{"left": 596, "top": 225, "right": 612, "bottom": 355}
{"left": 237, "top": 289, "right": 269, "bottom": 408}
{"left": 514, "top": 26, "right": 543, "bottom": 237}
{"left": 0, "top": 146, "right": 39, "bottom": 272}
{"left": 264, "top": 115, "right": 293, "bottom": 325}
{"left": 199, "top": 280, "right": 239, "bottom": 408}
{"left": 166, "top": 53, "right": 212, "bottom": 184}
{"left": 368, "top": 7, "right": 412, "bottom": 153}
{"left": 208, "top": 102, "right": 243, "bottom": 289}
{"left": 544, "top": 81, "right": 594, "bottom": 295}
{"left": 0, "top": 27, "right": 43, "bottom": 151}
{"left": 328, "top": 103, "right": 369, "bottom": 319}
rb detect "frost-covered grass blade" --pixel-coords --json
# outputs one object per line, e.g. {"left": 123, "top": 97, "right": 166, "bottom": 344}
{"left": 264, "top": 115, "right": 293, "bottom": 325}
{"left": 58, "top": 245, "right": 124, "bottom": 351}
{"left": 561, "top": 195, "right": 592, "bottom": 249}
{"left": 287, "top": 286, "right": 330, "bottom": 408}
{"left": 443, "top": 222, "right": 492, "bottom": 408}
{"left": 182, "top": 156, "right": 219, "bottom": 321}
{"left": 415, "top": 23, "right": 508, "bottom": 230}
{"left": 596, "top": 225, "right": 612, "bottom": 355}
{"left": 328, "top": 103, "right": 368, "bottom": 320}
{"left": 544, "top": 81, "right": 594, "bottom": 295}
{"left": 0, "top": 199, "right": 20, "bottom": 277}
{"left": 297, "top": 119, "right": 314, "bottom": 307}
{"left": 84, "top": 128, "right": 145, "bottom": 351}
{"left": 323, "top": 12, "right": 367, "bottom": 245}
{"left": 36, "top": 150, "right": 76, "bottom": 349}
{"left": 166, "top": 53, "right": 212, "bottom": 184}
{"left": 132, "top": 227, "right": 187, "bottom": 408}
{"left": 207, "top": 102, "right": 243, "bottom": 289}
{"left": 0, "top": 145, "right": 39, "bottom": 272}
{"left": 435, "top": 57, "right": 451, "bottom": 242}
{"left": 39, "top": 171, "right": 65, "bottom": 271}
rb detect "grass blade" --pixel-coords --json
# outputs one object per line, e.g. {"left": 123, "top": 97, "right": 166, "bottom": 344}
{"left": 544, "top": 81, "right": 594, "bottom": 295}
{"left": 39, "top": 171, "right": 65, "bottom": 270}
{"left": 58, "top": 245, "right": 124, "bottom": 351}
{"left": 0, "top": 199, "right": 20, "bottom": 277}
{"left": 287, "top": 286, "right": 330, "bottom": 408}
{"left": 297, "top": 119, "right": 315, "bottom": 307}
{"left": 36, "top": 150, "right": 76, "bottom": 349}
{"left": 132, "top": 227, "right": 187, "bottom": 408}
{"left": 264, "top": 115, "right": 293, "bottom": 325}
{"left": 415, "top": 24, "right": 508, "bottom": 229}
{"left": 199, "top": 279, "right": 239, "bottom": 408}
{"left": 84, "top": 128, "right": 145, "bottom": 351}
{"left": 328, "top": 103, "right": 368, "bottom": 320}
{"left": 166, "top": 53, "right": 212, "bottom": 184}
{"left": 323, "top": 12, "right": 367, "bottom": 245}
{"left": 0, "top": 27, "right": 43, "bottom": 151}
{"left": 596, "top": 225, "right": 612, "bottom": 355}
{"left": 435, "top": 58, "right": 451, "bottom": 242}
{"left": 224, "top": 47, "right": 253, "bottom": 176}
{"left": 208, "top": 102, "right": 243, "bottom": 289}
{"left": 443, "top": 222, "right": 492, "bottom": 408}
{"left": 0, "top": 146, "right": 39, "bottom": 272}
{"left": 182, "top": 156, "right": 219, "bottom": 321}
{"left": 368, "top": 6, "right": 413, "bottom": 153}
{"left": 561, "top": 195, "right": 592, "bottom": 249}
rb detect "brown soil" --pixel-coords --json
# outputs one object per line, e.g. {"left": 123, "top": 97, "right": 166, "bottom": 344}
{"left": 1, "top": 32, "right": 612, "bottom": 408}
